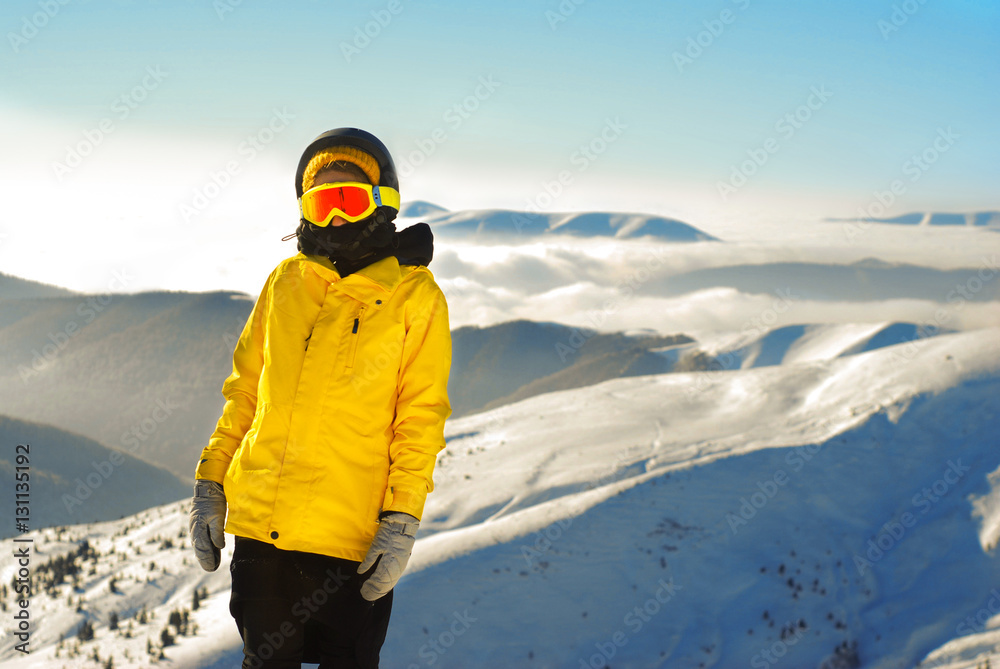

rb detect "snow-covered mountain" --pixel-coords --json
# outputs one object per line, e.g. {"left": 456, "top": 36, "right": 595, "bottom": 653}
{"left": 449, "top": 320, "right": 692, "bottom": 417}
{"left": 681, "top": 321, "right": 954, "bottom": 371}
{"left": 827, "top": 211, "right": 1000, "bottom": 228}
{"left": 2, "top": 326, "right": 997, "bottom": 668}
{"left": 402, "top": 207, "right": 718, "bottom": 242}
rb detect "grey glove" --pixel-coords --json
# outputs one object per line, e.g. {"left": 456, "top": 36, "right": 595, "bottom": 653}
{"left": 189, "top": 480, "right": 227, "bottom": 572}
{"left": 357, "top": 512, "right": 419, "bottom": 601}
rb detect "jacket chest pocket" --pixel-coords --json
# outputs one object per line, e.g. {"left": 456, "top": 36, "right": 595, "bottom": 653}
{"left": 346, "top": 306, "right": 366, "bottom": 370}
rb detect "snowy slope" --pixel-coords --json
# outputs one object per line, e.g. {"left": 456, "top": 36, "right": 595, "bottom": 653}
{"left": 383, "top": 326, "right": 1000, "bottom": 669}
{"left": 2, "top": 326, "right": 997, "bottom": 668}
{"left": 0, "top": 502, "right": 240, "bottom": 668}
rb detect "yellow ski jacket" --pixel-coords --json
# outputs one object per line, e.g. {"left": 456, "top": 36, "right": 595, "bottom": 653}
{"left": 195, "top": 252, "right": 451, "bottom": 562}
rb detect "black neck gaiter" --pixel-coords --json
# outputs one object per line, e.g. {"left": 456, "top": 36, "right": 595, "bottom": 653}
{"left": 295, "top": 219, "right": 436, "bottom": 277}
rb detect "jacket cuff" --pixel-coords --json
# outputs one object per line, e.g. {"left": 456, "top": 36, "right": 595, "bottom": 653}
{"left": 194, "top": 457, "right": 228, "bottom": 484}
{"left": 381, "top": 487, "right": 428, "bottom": 521}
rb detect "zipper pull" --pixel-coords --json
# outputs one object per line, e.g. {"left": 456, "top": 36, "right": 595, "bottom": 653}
{"left": 352, "top": 318, "right": 359, "bottom": 334}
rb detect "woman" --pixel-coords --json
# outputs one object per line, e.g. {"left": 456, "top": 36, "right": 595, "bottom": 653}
{"left": 189, "top": 128, "right": 452, "bottom": 668}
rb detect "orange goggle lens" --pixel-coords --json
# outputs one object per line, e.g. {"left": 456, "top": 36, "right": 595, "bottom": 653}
{"left": 299, "top": 182, "right": 400, "bottom": 226}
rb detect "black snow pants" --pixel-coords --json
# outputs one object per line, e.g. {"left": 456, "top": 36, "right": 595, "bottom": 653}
{"left": 229, "top": 536, "right": 393, "bottom": 669}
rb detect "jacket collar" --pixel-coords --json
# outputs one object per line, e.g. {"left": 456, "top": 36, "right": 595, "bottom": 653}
{"left": 295, "top": 252, "right": 403, "bottom": 308}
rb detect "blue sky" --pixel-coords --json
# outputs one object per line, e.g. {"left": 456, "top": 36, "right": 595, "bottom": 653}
{"left": 0, "top": 0, "right": 998, "bottom": 290}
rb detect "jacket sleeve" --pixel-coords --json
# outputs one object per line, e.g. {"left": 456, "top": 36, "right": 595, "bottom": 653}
{"left": 194, "top": 269, "right": 275, "bottom": 483}
{"left": 382, "top": 274, "right": 452, "bottom": 520}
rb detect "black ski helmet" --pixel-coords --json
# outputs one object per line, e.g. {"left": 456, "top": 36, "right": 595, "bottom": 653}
{"left": 292, "top": 128, "right": 400, "bottom": 262}
{"left": 295, "top": 127, "right": 399, "bottom": 204}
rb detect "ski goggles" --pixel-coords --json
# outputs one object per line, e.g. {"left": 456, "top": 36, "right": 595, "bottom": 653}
{"left": 299, "top": 182, "right": 401, "bottom": 226}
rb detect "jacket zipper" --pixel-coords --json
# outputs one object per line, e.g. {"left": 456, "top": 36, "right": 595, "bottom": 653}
{"left": 346, "top": 307, "right": 365, "bottom": 369}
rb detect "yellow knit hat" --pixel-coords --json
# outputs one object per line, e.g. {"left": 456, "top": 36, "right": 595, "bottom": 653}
{"left": 301, "top": 147, "right": 380, "bottom": 192}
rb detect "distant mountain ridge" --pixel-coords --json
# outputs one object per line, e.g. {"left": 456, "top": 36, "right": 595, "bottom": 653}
{"left": 654, "top": 259, "right": 1000, "bottom": 302}
{"left": 0, "top": 272, "right": 77, "bottom": 299}
{"left": 420, "top": 207, "right": 718, "bottom": 242}
{"left": 683, "top": 321, "right": 955, "bottom": 371}
{"left": 0, "top": 289, "right": 252, "bottom": 479}
{"left": 450, "top": 320, "right": 693, "bottom": 416}
{"left": 827, "top": 210, "right": 1000, "bottom": 227}
{"left": 0, "top": 413, "right": 190, "bottom": 537}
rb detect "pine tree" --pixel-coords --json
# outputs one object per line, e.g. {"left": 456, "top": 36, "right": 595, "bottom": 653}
{"left": 109, "top": 611, "right": 119, "bottom": 631}
{"left": 76, "top": 619, "right": 95, "bottom": 642}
